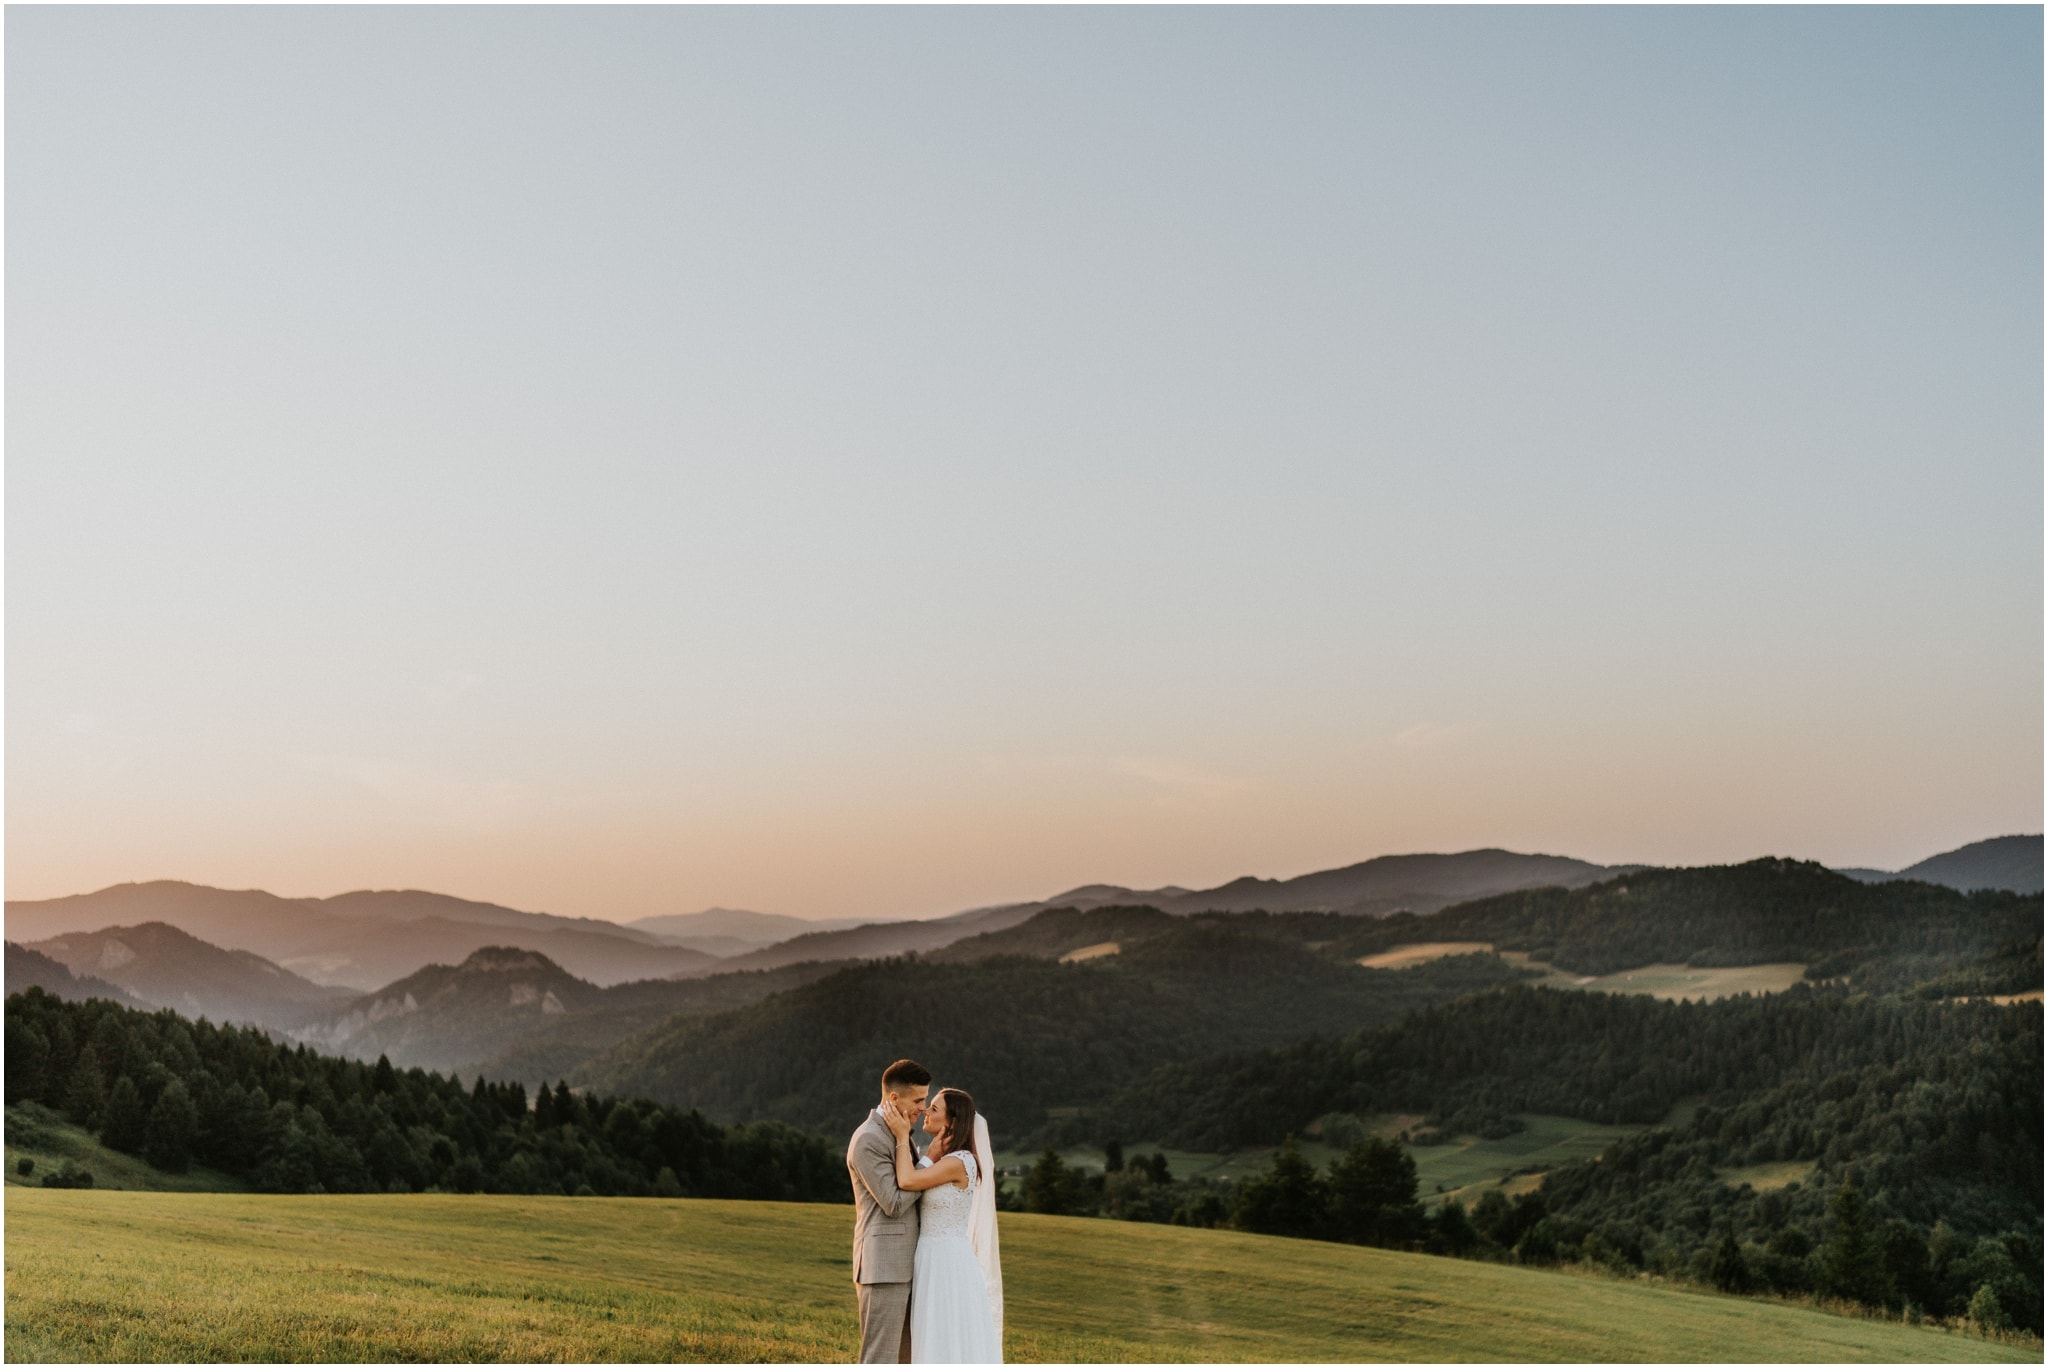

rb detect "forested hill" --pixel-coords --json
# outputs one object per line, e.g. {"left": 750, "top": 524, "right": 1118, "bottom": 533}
{"left": 1075, "top": 983, "right": 2042, "bottom": 1330}
{"left": 5, "top": 943, "right": 144, "bottom": 1009}
{"left": 5, "top": 987, "right": 842, "bottom": 1202}
{"left": 1093, "top": 985, "right": 2041, "bottom": 1163}
{"left": 925, "top": 905, "right": 1182, "bottom": 962}
{"left": 1326, "top": 859, "right": 2039, "bottom": 984}
{"left": 578, "top": 923, "right": 1526, "bottom": 1137}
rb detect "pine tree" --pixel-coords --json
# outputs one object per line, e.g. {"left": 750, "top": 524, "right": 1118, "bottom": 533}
{"left": 64, "top": 1045, "right": 107, "bottom": 1128}
{"left": 1326, "top": 1137, "right": 1424, "bottom": 1247}
{"left": 1232, "top": 1137, "right": 1327, "bottom": 1240}
{"left": 1708, "top": 1227, "right": 1753, "bottom": 1293}
{"left": 145, "top": 1079, "right": 198, "bottom": 1173}
{"left": 6, "top": 1017, "right": 50, "bottom": 1103}
{"left": 1024, "top": 1147, "right": 1081, "bottom": 1215}
{"left": 1430, "top": 1197, "right": 1480, "bottom": 1256}
{"left": 1814, "top": 1182, "right": 1891, "bottom": 1307}
{"left": 101, "top": 1075, "right": 149, "bottom": 1154}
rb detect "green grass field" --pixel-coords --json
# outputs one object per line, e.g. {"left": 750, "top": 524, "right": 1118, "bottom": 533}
{"left": 1498, "top": 954, "right": 1809, "bottom": 1001}
{"left": 5, "top": 1190, "right": 2031, "bottom": 1362}
{"left": 1716, "top": 1160, "right": 1818, "bottom": 1192}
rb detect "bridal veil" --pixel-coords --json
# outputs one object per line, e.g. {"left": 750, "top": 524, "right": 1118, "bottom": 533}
{"left": 970, "top": 1111, "right": 1004, "bottom": 1336}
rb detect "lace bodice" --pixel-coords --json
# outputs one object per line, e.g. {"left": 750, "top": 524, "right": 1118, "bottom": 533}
{"left": 917, "top": 1149, "right": 978, "bottom": 1239}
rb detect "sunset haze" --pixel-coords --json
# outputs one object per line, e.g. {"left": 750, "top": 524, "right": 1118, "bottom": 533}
{"left": 7, "top": 7, "right": 2040, "bottom": 923}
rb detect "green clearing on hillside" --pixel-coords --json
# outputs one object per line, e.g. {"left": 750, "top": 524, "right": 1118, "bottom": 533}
{"left": 6, "top": 1190, "right": 2028, "bottom": 1363}
{"left": 3, "top": 1103, "right": 244, "bottom": 1194}
{"left": 1716, "top": 1159, "right": 1819, "bottom": 1192}
{"left": 1497, "top": 953, "right": 1810, "bottom": 1000}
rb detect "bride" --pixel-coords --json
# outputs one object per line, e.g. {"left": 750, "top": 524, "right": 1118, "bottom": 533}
{"left": 882, "top": 1087, "right": 1004, "bottom": 1364}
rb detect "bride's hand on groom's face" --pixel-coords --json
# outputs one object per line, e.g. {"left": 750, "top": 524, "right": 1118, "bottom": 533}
{"left": 881, "top": 1100, "right": 914, "bottom": 1139}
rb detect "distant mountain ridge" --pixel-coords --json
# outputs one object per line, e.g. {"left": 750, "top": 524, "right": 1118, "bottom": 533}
{"left": 1837, "top": 834, "right": 2042, "bottom": 895}
{"left": 1163, "top": 848, "right": 1631, "bottom": 916}
{"left": 22, "top": 922, "right": 351, "bottom": 1027}
{"left": 8, "top": 836, "right": 2029, "bottom": 1001}
{"left": 625, "top": 907, "right": 877, "bottom": 956}
{"left": 684, "top": 848, "right": 1640, "bottom": 973}
{"left": 3, "top": 882, "right": 720, "bottom": 990}
{"left": 694, "top": 903, "right": 1044, "bottom": 974}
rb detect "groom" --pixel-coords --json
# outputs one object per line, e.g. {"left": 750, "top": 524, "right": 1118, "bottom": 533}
{"left": 848, "top": 1058, "right": 931, "bottom": 1364}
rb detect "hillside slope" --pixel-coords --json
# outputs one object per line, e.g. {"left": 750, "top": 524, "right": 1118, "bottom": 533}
{"left": 478, "top": 961, "right": 847, "bottom": 1083}
{"left": 1837, "top": 835, "right": 2042, "bottom": 894}
{"left": 925, "top": 905, "right": 1183, "bottom": 962}
{"left": 296, "top": 949, "right": 848, "bottom": 1079}
{"left": 625, "top": 908, "right": 874, "bottom": 955}
{"left": 7, "top": 1191, "right": 2028, "bottom": 1363}
{"left": 581, "top": 923, "right": 1526, "bottom": 1135}
{"left": 4, "top": 943, "right": 145, "bottom": 1009}
{"left": 698, "top": 903, "right": 1043, "bottom": 973}
{"left": 1157, "top": 847, "right": 1632, "bottom": 916}
{"left": 1332, "top": 859, "right": 2040, "bottom": 986}
{"left": 1898, "top": 835, "right": 2044, "bottom": 895}
{"left": 24, "top": 923, "right": 350, "bottom": 1028}
{"left": 296, "top": 946, "right": 606, "bottom": 1071}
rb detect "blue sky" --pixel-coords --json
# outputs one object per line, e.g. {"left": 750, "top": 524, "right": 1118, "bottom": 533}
{"left": 8, "top": 7, "right": 2040, "bottom": 921}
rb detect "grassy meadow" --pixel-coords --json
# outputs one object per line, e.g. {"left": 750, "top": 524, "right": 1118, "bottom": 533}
{"left": 6, "top": 1189, "right": 2034, "bottom": 1363}
{"left": 1496, "top": 953, "right": 1810, "bottom": 1001}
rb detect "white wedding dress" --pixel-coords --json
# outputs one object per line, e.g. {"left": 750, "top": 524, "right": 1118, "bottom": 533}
{"left": 909, "top": 1126, "right": 1004, "bottom": 1364}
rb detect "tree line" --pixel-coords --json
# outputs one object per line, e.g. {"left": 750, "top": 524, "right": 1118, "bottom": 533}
{"left": 6, "top": 987, "right": 845, "bottom": 1202}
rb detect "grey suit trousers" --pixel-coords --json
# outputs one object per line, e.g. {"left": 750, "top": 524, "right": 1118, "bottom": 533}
{"left": 857, "top": 1280, "right": 912, "bottom": 1364}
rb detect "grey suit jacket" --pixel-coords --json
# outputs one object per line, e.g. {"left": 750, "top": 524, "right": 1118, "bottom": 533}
{"left": 847, "top": 1111, "right": 920, "bottom": 1284}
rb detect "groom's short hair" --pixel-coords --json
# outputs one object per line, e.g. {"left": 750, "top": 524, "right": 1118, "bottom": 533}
{"left": 881, "top": 1059, "right": 932, "bottom": 1095}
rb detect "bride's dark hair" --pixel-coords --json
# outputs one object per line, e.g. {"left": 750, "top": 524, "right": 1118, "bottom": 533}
{"left": 930, "top": 1088, "right": 984, "bottom": 1174}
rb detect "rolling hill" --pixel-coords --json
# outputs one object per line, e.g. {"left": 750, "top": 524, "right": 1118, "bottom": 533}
{"left": 1839, "top": 834, "right": 2044, "bottom": 895}
{"left": 4, "top": 943, "right": 145, "bottom": 1009}
{"left": 579, "top": 919, "right": 1528, "bottom": 1137}
{"left": 22, "top": 923, "right": 351, "bottom": 1028}
{"left": 9, "top": 1190, "right": 2026, "bottom": 1363}
{"left": 294, "top": 946, "right": 850, "bottom": 1079}
{"left": 923, "top": 904, "right": 1183, "bottom": 962}
{"left": 624, "top": 907, "right": 876, "bottom": 956}
{"left": 3, "top": 882, "right": 720, "bottom": 989}
{"left": 295, "top": 946, "right": 606, "bottom": 1072}
{"left": 475, "top": 960, "right": 848, "bottom": 1084}
{"left": 1329, "top": 858, "right": 2042, "bottom": 987}
{"left": 692, "top": 901, "right": 1045, "bottom": 973}
{"left": 1148, "top": 847, "right": 1634, "bottom": 916}
{"left": 686, "top": 847, "right": 1643, "bottom": 973}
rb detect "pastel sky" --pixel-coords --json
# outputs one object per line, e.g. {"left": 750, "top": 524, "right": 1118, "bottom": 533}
{"left": 8, "top": 7, "right": 2041, "bottom": 923}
